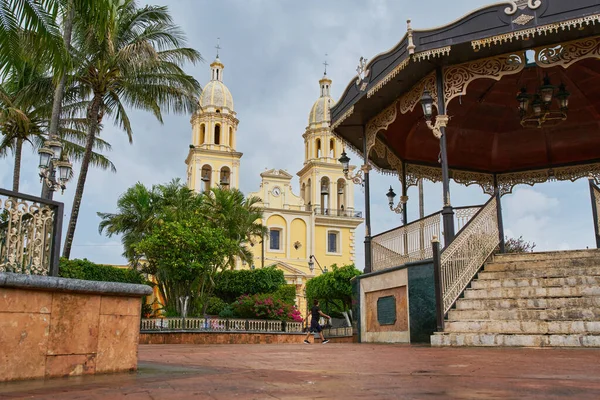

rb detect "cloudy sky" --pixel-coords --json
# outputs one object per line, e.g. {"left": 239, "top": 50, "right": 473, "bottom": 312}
{"left": 1, "top": 0, "right": 596, "bottom": 270}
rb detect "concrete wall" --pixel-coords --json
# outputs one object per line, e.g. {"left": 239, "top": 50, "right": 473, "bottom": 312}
{"left": 0, "top": 273, "right": 151, "bottom": 382}
{"left": 359, "top": 268, "right": 410, "bottom": 343}
{"left": 356, "top": 260, "right": 436, "bottom": 344}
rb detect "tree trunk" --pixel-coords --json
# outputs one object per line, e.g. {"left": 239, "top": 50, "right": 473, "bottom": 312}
{"left": 48, "top": 3, "right": 75, "bottom": 139}
{"left": 12, "top": 138, "right": 23, "bottom": 192}
{"left": 62, "top": 94, "right": 102, "bottom": 259}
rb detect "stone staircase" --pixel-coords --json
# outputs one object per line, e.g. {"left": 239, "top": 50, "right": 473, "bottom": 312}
{"left": 431, "top": 249, "right": 600, "bottom": 347}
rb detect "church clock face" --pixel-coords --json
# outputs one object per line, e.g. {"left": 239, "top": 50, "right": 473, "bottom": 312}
{"left": 272, "top": 187, "right": 281, "bottom": 197}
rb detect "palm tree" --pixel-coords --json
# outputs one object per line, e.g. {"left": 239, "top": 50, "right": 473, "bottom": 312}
{"left": 0, "top": 39, "right": 115, "bottom": 192}
{"left": 62, "top": 0, "right": 201, "bottom": 258}
{"left": 200, "top": 187, "right": 267, "bottom": 268}
{"left": 97, "top": 179, "right": 201, "bottom": 264}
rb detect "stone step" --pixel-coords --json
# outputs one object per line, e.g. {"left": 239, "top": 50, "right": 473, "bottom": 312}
{"left": 430, "top": 333, "right": 600, "bottom": 347}
{"left": 477, "top": 266, "right": 600, "bottom": 280}
{"left": 463, "top": 285, "right": 600, "bottom": 300}
{"left": 493, "top": 249, "right": 600, "bottom": 263}
{"left": 485, "top": 258, "right": 600, "bottom": 272}
{"left": 470, "top": 276, "right": 600, "bottom": 289}
{"left": 455, "top": 296, "right": 600, "bottom": 311}
{"left": 444, "top": 320, "right": 600, "bottom": 334}
{"left": 448, "top": 308, "right": 600, "bottom": 321}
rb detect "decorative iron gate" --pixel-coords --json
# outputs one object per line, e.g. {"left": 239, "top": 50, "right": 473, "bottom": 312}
{"left": 0, "top": 188, "right": 63, "bottom": 276}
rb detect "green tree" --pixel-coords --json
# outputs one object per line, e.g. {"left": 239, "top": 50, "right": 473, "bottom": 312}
{"left": 62, "top": 0, "right": 201, "bottom": 258}
{"left": 134, "top": 217, "right": 236, "bottom": 315}
{"left": 200, "top": 187, "right": 266, "bottom": 268}
{"left": 305, "top": 264, "right": 361, "bottom": 318}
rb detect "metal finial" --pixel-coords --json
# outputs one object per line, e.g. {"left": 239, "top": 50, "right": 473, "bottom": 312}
{"left": 215, "top": 37, "right": 221, "bottom": 58}
{"left": 323, "top": 53, "right": 329, "bottom": 75}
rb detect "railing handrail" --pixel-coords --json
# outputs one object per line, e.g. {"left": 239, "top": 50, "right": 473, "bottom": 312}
{"left": 372, "top": 210, "right": 442, "bottom": 239}
{"left": 0, "top": 188, "right": 63, "bottom": 208}
{"left": 447, "top": 200, "right": 493, "bottom": 247}
{"left": 439, "top": 196, "right": 499, "bottom": 314}
{"left": 314, "top": 208, "right": 363, "bottom": 218}
{"left": 140, "top": 317, "right": 304, "bottom": 333}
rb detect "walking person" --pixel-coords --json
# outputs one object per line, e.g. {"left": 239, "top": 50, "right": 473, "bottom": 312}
{"left": 304, "top": 299, "right": 330, "bottom": 344}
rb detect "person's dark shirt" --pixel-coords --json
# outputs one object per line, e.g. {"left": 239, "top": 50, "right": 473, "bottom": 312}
{"left": 311, "top": 305, "right": 320, "bottom": 324}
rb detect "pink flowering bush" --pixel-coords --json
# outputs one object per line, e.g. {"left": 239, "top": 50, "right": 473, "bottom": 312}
{"left": 232, "top": 294, "right": 303, "bottom": 322}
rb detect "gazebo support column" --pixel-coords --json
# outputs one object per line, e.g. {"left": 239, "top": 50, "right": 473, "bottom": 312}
{"left": 494, "top": 176, "right": 506, "bottom": 253}
{"left": 401, "top": 165, "right": 408, "bottom": 226}
{"left": 363, "top": 133, "right": 373, "bottom": 273}
{"left": 435, "top": 67, "right": 455, "bottom": 246}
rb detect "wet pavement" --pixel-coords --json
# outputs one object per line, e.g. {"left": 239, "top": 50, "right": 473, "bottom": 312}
{"left": 1, "top": 343, "right": 600, "bottom": 399}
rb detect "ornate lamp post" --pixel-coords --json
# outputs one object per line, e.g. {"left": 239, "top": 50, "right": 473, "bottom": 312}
{"left": 339, "top": 145, "right": 373, "bottom": 272}
{"left": 308, "top": 255, "right": 327, "bottom": 274}
{"left": 38, "top": 136, "right": 72, "bottom": 200}
{"left": 386, "top": 186, "right": 408, "bottom": 222}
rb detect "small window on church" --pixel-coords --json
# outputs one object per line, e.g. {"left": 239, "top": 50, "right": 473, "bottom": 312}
{"left": 216, "top": 70, "right": 219, "bottom": 80}
{"left": 327, "top": 231, "right": 339, "bottom": 254}
{"left": 216, "top": 109, "right": 220, "bottom": 113}
{"left": 270, "top": 229, "right": 281, "bottom": 251}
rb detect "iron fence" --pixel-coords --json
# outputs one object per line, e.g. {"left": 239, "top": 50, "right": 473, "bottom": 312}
{"left": 0, "top": 188, "right": 63, "bottom": 276}
{"left": 140, "top": 317, "right": 303, "bottom": 333}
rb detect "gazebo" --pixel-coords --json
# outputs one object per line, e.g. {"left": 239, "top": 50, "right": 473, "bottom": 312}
{"left": 332, "top": 0, "right": 600, "bottom": 346}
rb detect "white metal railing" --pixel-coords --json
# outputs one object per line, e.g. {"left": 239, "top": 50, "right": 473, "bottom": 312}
{"left": 371, "top": 212, "right": 441, "bottom": 272}
{"left": 440, "top": 198, "right": 500, "bottom": 313}
{"left": 370, "top": 205, "right": 483, "bottom": 273}
{"left": 140, "top": 317, "right": 296, "bottom": 333}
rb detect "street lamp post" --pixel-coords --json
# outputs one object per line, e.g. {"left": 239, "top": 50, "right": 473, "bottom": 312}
{"left": 38, "top": 136, "right": 72, "bottom": 200}
{"left": 308, "top": 255, "right": 327, "bottom": 274}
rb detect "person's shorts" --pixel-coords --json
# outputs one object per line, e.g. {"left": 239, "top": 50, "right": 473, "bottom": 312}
{"left": 309, "top": 321, "right": 322, "bottom": 333}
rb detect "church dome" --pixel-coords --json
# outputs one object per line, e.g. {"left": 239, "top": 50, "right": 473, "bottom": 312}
{"left": 199, "top": 58, "right": 234, "bottom": 111}
{"left": 308, "top": 75, "right": 335, "bottom": 126}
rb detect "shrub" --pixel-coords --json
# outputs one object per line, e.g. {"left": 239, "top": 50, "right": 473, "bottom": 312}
{"left": 205, "top": 296, "right": 227, "bottom": 316}
{"left": 218, "top": 304, "right": 235, "bottom": 318}
{"left": 59, "top": 258, "right": 146, "bottom": 284}
{"left": 213, "top": 266, "right": 286, "bottom": 302}
{"left": 505, "top": 236, "right": 536, "bottom": 253}
{"left": 232, "top": 294, "right": 303, "bottom": 322}
{"left": 270, "top": 284, "right": 296, "bottom": 305}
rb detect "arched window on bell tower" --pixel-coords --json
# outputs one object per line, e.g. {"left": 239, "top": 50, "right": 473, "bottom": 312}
{"left": 214, "top": 124, "right": 221, "bottom": 145}
{"left": 200, "top": 124, "right": 206, "bottom": 144}
{"left": 320, "top": 177, "right": 330, "bottom": 214}
{"left": 201, "top": 164, "right": 212, "bottom": 192}
{"left": 220, "top": 166, "right": 231, "bottom": 187}
{"left": 306, "top": 178, "right": 312, "bottom": 211}
{"left": 337, "top": 178, "right": 346, "bottom": 215}
{"left": 316, "top": 139, "right": 321, "bottom": 158}
{"left": 329, "top": 139, "right": 335, "bottom": 158}
{"left": 229, "top": 127, "right": 233, "bottom": 148}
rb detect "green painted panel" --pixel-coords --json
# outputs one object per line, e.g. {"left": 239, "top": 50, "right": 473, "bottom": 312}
{"left": 377, "top": 296, "right": 396, "bottom": 325}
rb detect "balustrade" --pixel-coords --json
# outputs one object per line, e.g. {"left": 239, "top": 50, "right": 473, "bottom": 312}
{"left": 141, "top": 317, "right": 292, "bottom": 333}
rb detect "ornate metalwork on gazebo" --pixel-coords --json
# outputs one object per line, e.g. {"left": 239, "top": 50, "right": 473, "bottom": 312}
{"left": 330, "top": 0, "right": 600, "bottom": 314}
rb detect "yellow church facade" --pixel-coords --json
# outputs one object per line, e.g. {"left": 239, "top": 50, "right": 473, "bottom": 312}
{"left": 186, "top": 55, "right": 363, "bottom": 317}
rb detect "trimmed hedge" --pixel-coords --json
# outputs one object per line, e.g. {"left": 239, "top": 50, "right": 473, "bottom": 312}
{"left": 213, "top": 266, "right": 286, "bottom": 302}
{"left": 59, "top": 258, "right": 146, "bottom": 284}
